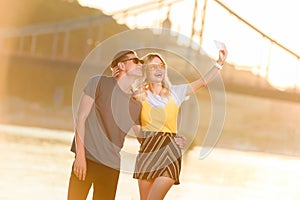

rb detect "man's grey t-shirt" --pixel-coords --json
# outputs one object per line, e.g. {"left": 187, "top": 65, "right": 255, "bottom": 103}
{"left": 71, "top": 76, "right": 141, "bottom": 169}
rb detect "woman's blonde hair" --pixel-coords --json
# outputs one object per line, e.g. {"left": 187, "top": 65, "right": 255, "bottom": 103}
{"left": 133, "top": 53, "right": 172, "bottom": 101}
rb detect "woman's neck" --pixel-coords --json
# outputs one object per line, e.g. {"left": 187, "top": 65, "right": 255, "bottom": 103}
{"left": 149, "top": 82, "right": 162, "bottom": 95}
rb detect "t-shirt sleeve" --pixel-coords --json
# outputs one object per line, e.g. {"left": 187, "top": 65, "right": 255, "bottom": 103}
{"left": 130, "top": 100, "right": 142, "bottom": 126}
{"left": 83, "top": 76, "right": 100, "bottom": 99}
{"left": 135, "top": 102, "right": 142, "bottom": 125}
{"left": 171, "top": 84, "right": 188, "bottom": 106}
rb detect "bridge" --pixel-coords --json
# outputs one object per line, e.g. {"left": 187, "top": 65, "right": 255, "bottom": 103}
{"left": 0, "top": 0, "right": 299, "bottom": 105}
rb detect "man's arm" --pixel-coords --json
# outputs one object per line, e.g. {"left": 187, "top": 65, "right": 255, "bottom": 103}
{"left": 175, "top": 135, "right": 187, "bottom": 149}
{"left": 73, "top": 93, "right": 94, "bottom": 181}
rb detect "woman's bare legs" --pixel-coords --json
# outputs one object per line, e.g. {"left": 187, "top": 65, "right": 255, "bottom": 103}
{"left": 138, "top": 179, "right": 153, "bottom": 200}
{"left": 138, "top": 176, "right": 175, "bottom": 200}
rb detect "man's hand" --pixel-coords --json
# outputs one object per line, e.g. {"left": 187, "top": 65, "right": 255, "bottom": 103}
{"left": 73, "top": 153, "right": 87, "bottom": 181}
{"left": 111, "top": 66, "right": 120, "bottom": 78}
{"left": 175, "top": 135, "right": 187, "bottom": 149}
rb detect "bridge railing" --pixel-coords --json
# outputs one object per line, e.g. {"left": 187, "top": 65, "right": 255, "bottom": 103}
{"left": 0, "top": 14, "right": 117, "bottom": 61}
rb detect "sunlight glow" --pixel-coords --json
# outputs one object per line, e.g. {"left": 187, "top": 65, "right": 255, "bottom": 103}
{"left": 78, "top": 0, "right": 300, "bottom": 90}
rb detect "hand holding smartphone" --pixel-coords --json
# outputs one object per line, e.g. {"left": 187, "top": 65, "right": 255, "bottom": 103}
{"left": 213, "top": 40, "right": 226, "bottom": 50}
{"left": 213, "top": 40, "right": 227, "bottom": 66}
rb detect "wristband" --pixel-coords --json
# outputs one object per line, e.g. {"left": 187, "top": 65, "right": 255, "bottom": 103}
{"left": 214, "top": 62, "right": 223, "bottom": 70}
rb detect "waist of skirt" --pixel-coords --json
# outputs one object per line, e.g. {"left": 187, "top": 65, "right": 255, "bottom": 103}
{"left": 141, "top": 131, "right": 176, "bottom": 138}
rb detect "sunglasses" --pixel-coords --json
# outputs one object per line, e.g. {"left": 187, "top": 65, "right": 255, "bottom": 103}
{"left": 144, "top": 64, "right": 165, "bottom": 70}
{"left": 120, "top": 57, "right": 144, "bottom": 64}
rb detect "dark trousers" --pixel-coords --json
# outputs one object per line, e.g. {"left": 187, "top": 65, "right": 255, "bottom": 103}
{"left": 67, "top": 159, "right": 120, "bottom": 200}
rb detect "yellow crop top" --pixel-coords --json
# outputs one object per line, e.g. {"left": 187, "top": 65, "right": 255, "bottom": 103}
{"left": 141, "top": 97, "right": 179, "bottom": 133}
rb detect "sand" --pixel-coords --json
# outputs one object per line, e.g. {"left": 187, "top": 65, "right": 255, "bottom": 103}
{"left": 1, "top": 124, "right": 300, "bottom": 200}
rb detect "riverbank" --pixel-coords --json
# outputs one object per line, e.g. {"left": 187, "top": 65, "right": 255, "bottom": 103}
{"left": 1, "top": 89, "right": 300, "bottom": 157}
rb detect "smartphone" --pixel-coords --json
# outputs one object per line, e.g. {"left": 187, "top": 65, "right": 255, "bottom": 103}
{"left": 214, "top": 40, "right": 226, "bottom": 50}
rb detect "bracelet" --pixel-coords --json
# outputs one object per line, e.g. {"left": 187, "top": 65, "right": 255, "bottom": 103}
{"left": 214, "top": 62, "right": 223, "bottom": 70}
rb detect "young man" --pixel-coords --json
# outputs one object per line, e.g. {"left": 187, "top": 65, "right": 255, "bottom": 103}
{"left": 67, "top": 50, "right": 144, "bottom": 200}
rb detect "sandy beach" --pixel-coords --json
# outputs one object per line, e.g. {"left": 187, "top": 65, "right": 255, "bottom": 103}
{"left": 1, "top": 124, "right": 300, "bottom": 200}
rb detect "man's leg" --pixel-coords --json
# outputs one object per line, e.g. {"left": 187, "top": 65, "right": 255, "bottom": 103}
{"left": 92, "top": 162, "right": 120, "bottom": 200}
{"left": 67, "top": 164, "right": 93, "bottom": 200}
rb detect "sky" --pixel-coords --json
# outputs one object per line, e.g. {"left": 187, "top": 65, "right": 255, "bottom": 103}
{"left": 78, "top": 0, "right": 300, "bottom": 90}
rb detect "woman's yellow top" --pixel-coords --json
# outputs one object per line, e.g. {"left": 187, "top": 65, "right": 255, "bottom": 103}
{"left": 141, "top": 97, "right": 179, "bottom": 133}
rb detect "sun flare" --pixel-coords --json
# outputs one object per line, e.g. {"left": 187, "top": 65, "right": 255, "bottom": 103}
{"left": 79, "top": 0, "right": 300, "bottom": 90}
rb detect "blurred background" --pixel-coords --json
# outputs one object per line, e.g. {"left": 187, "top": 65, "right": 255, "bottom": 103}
{"left": 0, "top": 0, "right": 300, "bottom": 199}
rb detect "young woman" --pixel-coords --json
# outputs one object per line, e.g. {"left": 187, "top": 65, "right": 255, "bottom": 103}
{"left": 132, "top": 47, "right": 227, "bottom": 200}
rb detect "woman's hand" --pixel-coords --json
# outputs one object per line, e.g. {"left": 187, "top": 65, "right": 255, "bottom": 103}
{"left": 216, "top": 45, "right": 228, "bottom": 66}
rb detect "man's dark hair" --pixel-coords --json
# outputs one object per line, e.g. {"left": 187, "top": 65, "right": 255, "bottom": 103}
{"left": 110, "top": 50, "right": 135, "bottom": 69}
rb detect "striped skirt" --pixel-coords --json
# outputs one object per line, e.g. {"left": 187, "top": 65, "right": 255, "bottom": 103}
{"left": 133, "top": 131, "right": 182, "bottom": 185}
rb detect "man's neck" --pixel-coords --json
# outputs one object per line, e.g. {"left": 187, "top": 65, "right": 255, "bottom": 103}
{"left": 116, "top": 75, "right": 136, "bottom": 94}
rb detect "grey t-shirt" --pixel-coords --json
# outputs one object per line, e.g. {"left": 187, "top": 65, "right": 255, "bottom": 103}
{"left": 71, "top": 76, "right": 141, "bottom": 169}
